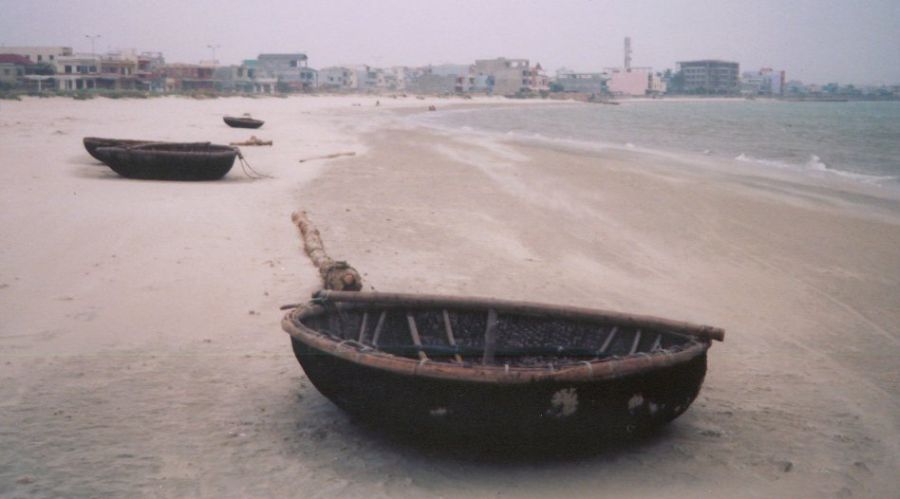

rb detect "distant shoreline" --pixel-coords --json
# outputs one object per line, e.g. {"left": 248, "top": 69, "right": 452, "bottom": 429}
{"left": 3, "top": 88, "right": 898, "bottom": 104}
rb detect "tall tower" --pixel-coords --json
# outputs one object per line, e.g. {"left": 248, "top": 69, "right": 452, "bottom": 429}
{"left": 624, "top": 36, "right": 632, "bottom": 70}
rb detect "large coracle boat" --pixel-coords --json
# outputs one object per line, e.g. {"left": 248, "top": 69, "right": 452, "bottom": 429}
{"left": 283, "top": 290, "right": 724, "bottom": 442}
{"left": 92, "top": 142, "right": 237, "bottom": 181}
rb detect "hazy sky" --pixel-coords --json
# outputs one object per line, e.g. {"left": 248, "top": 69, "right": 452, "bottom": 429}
{"left": 2, "top": 0, "right": 898, "bottom": 84}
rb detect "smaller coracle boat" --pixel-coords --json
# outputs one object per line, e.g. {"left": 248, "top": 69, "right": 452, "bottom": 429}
{"left": 223, "top": 115, "right": 264, "bottom": 129}
{"left": 283, "top": 290, "right": 724, "bottom": 443}
{"left": 93, "top": 142, "right": 238, "bottom": 180}
{"left": 83, "top": 137, "right": 156, "bottom": 162}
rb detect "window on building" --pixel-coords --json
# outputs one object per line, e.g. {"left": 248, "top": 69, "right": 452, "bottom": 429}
{"left": 37, "top": 55, "right": 43, "bottom": 62}
{"left": 50, "top": 55, "right": 54, "bottom": 60}
{"left": 65, "top": 65, "right": 72, "bottom": 74}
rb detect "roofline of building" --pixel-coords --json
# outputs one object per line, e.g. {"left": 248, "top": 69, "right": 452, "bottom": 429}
{"left": 677, "top": 60, "right": 739, "bottom": 65}
{"left": 258, "top": 53, "right": 308, "bottom": 59}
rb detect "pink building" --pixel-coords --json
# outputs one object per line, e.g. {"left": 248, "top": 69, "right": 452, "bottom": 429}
{"left": 606, "top": 68, "right": 651, "bottom": 96}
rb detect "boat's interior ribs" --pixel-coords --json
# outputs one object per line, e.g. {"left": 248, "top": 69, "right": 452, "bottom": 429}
{"left": 310, "top": 305, "right": 693, "bottom": 367}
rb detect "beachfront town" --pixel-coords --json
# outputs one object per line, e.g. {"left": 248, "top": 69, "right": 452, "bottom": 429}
{"left": 1, "top": 38, "right": 898, "bottom": 100}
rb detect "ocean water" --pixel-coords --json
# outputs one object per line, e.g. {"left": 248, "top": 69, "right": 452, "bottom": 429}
{"left": 417, "top": 100, "right": 900, "bottom": 189}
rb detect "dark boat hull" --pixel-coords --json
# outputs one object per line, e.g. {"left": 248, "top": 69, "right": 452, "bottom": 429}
{"left": 223, "top": 116, "right": 264, "bottom": 129}
{"left": 283, "top": 291, "right": 723, "bottom": 443}
{"left": 291, "top": 336, "right": 707, "bottom": 441}
{"left": 94, "top": 144, "right": 237, "bottom": 181}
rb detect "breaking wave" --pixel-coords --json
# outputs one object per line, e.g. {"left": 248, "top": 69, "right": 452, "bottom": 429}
{"left": 735, "top": 153, "right": 896, "bottom": 185}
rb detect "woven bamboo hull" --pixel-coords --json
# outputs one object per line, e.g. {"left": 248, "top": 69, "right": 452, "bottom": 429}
{"left": 94, "top": 144, "right": 237, "bottom": 181}
{"left": 223, "top": 116, "right": 264, "bottom": 129}
{"left": 291, "top": 336, "right": 707, "bottom": 441}
{"left": 283, "top": 291, "right": 723, "bottom": 443}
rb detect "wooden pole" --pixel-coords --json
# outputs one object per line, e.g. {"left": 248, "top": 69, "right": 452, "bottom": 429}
{"left": 406, "top": 312, "right": 428, "bottom": 361}
{"left": 442, "top": 309, "right": 464, "bottom": 363}
{"left": 291, "top": 211, "right": 362, "bottom": 291}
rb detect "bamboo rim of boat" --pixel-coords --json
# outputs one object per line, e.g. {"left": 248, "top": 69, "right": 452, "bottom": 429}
{"left": 282, "top": 290, "right": 723, "bottom": 385}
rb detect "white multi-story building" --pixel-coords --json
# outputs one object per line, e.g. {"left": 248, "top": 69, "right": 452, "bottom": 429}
{"left": 54, "top": 54, "right": 101, "bottom": 90}
{"left": 388, "top": 66, "right": 426, "bottom": 91}
{"left": 555, "top": 71, "right": 608, "bottom": 93}
{"left": 472, "top": 58, "right": 546, "bottom": 95}
{"left": 56, "top": 54, "right": 100, "bottom": 75}
{"left": 255, "top": 53, "right": 317, "bottom": 91}
{"left": 351, "top": 65, "right": 380, "bottom": 91}
{"left": 678, "top": 60, "right": 740, "bottom": 94}
{"left": 318, "top": 66, "right": 356, "bottom": 90}
{"left": 740, "top": 68, "right": 785, "bottom": 96}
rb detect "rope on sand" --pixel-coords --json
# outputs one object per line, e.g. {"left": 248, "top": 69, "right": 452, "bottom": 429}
{"left": 234, "top": 148, "right": 272, "bottom": 179}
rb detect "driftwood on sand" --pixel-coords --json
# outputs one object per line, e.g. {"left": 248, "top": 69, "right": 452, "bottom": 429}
{"left": 291, "top": 211, "right": 362, "bottom": 291}
{"left": 298, "top": 152, "right": 356, "bottom": 163}
{"left": 229, "top": 136, "right": 272, "bottom": 146}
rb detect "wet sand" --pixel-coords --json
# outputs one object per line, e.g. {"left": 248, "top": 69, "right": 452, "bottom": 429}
{"left": 1, "top": 95, "right": 898, "bottom": 498}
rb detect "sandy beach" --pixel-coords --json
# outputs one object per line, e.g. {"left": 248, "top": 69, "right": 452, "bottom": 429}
{"left": 1, "top": 95, "right": 898, "bottom": 498}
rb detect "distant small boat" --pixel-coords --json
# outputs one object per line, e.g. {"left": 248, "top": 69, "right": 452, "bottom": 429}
{"left": 283, "top": 290, "right": 724, "bottom": 442}
{"left": 93, "top": 142, "right": 238, "bottom": 181}
{"left": 83, "top": 137, "right": 155, "bottom": 162}
{"left": 224, "top": 115, "right": 264, "bottom": 129}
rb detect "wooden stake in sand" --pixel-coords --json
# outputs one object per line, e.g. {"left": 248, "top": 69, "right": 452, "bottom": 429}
{"left": 291, "top": 211, "right": 363, "bottom": 291}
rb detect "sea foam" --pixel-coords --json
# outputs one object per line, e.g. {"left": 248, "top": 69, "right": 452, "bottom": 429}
{"left": 735, "top": 153, "right": 895, "bottom": 185}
